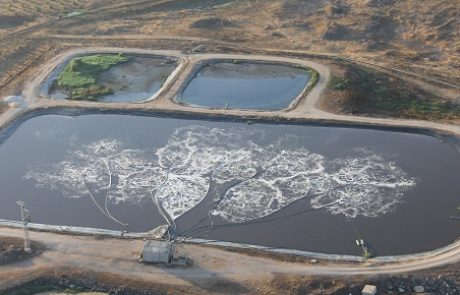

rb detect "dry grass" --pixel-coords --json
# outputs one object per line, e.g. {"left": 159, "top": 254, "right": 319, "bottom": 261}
{"left": 0, "top": 38, "right": 58, "bottom": 96}
{"left": 0, "top": 0, "right": 458, "bottom": 120}
{"left": 0, "top": 0, "right": 99, "bottom": 18}
{"left": 1, "top": 0, "right": 459, "bottom": 82}
{"left": 59, "top": 0, "right": 459, "bottom": 84}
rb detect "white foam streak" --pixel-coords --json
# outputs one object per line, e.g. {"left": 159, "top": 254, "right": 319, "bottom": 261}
{"left": 25, "top": 127, "right": 417, "bottom": 223}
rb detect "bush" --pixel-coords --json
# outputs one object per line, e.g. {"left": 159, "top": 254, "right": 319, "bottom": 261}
{"left": 328, "top": 75, "right": 349, "bottom": 91}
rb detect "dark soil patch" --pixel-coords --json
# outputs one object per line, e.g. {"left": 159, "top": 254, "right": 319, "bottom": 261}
{"left": 325, "top": 1, "right": 350, "bottom": 18}
{"left": 0, "top": 15, "right": 35, "bottom": 29}
{"left": 0, "top": 237, "right": 45, "bottom": 265}
{"left": 323, "top": 23, "right": 362, "bottom": 41}
{"left": 3, "top": 277, "right": 155, "bottom": 295}
{"left": 366, "top": 15, "right": 397, "bottom": 44}
{"left": 2, "top": 269, "right": 204, "bottom": 295}
{"left": 265, "top": 271, "right": 460, "bottom": 295}
{"left": 324, "top": 15, "right": 397, "bottom": 46}
{"left": 278, "top": 0, "right": 326, "bottom": 19}
{"left": 321, "top": 63, "right": 460, "bottom": 122}
{"left": 367, "top": 0, "right": 396, "bottom": 7}
{"left": 190, "top": 17, "right": 234, "bottom": 29}
{"left": 431, "top": 6, "right": 460, "bottom": 41}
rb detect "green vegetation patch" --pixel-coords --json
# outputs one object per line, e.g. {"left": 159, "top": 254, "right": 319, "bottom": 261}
{"left": 307, "top": 68, "right": 319, "bottom": 88}
{"left": 326, "top": 65, "right": 460, "bottom": 121}
{"left": 57, "top": 54, "right": 130, "bottom": 100}
{"left": 374, "top": 97, "right": 460, "bottom": 118}
{"left": 328, "top": 75, "right": 349, "bottom": 91}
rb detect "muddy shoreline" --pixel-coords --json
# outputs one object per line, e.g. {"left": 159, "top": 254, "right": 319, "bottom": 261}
{"left": 173, "top": 58, "right": 318, "bottom": 112}
{"left": 40, "top": 52, "right": 183, "bottom": 103}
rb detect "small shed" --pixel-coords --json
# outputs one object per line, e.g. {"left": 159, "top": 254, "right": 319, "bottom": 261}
{"left": 142, "top": 240, "right": 175, "bottom": 264}
{"left": 362, "top": 285, "right": 377, "bottom": 295}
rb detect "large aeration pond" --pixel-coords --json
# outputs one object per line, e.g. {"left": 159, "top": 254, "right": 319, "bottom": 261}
{"left": 1, "top": 112, "right": 459, "bottom": 256}
{"left": 176, "top": 61, "right": 312, "bottom": 110}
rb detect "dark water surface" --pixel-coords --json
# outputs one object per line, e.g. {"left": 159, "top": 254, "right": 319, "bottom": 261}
{"left": 177, "top": 62, "right": 311, "bottom": 110}
{"left": 0, "top": 113, "right": 459, "bottom": 256}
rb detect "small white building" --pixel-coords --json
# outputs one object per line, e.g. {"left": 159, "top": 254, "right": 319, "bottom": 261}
{"left": 362, "top": 285, "right": 377, "bottom": 295}
{"left": 141, "top": 240, "right": 175, "bottom": 264}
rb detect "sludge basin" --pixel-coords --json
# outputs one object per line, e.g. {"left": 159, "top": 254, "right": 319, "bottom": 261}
{"left": 43, "top": 54, "right": 178, "bottom": 103}
{"left": 176, "top": 61, "right": 312, "bottom": 111}
{"left": 0, "top": 112, "right": 459, "bottom": 256}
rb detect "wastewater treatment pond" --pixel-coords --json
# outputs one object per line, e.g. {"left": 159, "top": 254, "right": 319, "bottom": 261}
{"left": 43, "top": 54, "right": 177, "bottom": 103}
{"left": 0, "top": 112, "right": 460, "bottom": 256}
{"left": 176, "top": 61, "right": 312, "bottom": 110}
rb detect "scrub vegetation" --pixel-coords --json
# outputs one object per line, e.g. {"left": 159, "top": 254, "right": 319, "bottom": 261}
{"left": 323, "top": 64, "right": 460, "bottom": 122}
{"left": 57, "top": 54, "right": 130, "bottom": 100}
{"left": 328, "top": 75, "right": 349, "bottom": 91}
{"left": 306, "top": 68, "right": 319, "bottom": 89}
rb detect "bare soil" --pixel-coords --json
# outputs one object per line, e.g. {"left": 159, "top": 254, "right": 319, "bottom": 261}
{"left": 5, "top": 264, "right": 460, "bottom": 295}
{"left": 0, "top": 0, "right": 459, "bottom": 100}
{"left": 1, "top": 227, "right": 460, "bottom": 294}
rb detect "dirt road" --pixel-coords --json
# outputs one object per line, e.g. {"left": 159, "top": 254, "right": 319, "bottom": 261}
{"left": 1, "top": 227, "right": 460, "bottom": 293}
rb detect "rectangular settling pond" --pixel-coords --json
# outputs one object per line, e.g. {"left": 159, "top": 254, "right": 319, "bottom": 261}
{"left": 176, "top": 61, "right": 311, "bottom": 110}
{"left": 0, "top": 112, "right": 459, "bottom": 256}
{"left": 45, "top": 54, "right": 177, "bottom": 103}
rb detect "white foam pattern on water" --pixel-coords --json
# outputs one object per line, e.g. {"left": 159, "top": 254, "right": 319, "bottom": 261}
{"left": 309, "top": 152, "right": 417, "bottom": 218}
{"left": 25, "top": 126, "right": 416, "bottom": 222}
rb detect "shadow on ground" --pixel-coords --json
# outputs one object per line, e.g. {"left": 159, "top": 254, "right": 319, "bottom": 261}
{"left": 165, "top": 264, "right": 250, "bottom": 294}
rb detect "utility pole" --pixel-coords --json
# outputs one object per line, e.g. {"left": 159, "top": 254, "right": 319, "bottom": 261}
{"left": 16, "top": 201, "right": 31, "bottom": 253}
